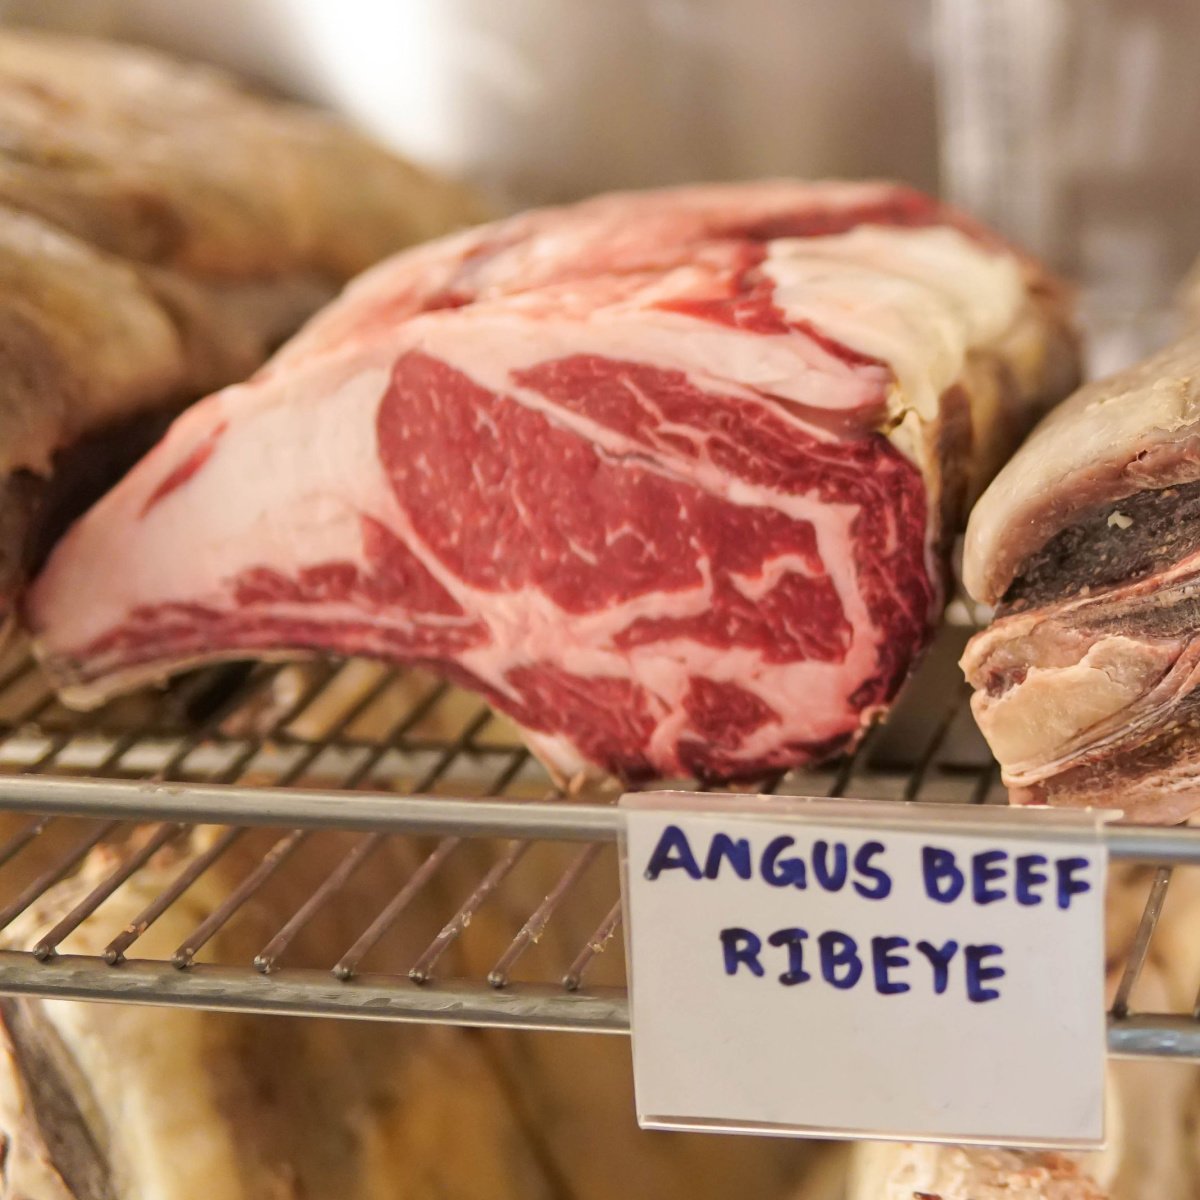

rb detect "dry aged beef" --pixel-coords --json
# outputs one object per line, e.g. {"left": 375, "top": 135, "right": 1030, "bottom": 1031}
{"left": 27, "top": 181, "right": 1078, "bottom": 783}
{"left": 0, "top": 30, "right": 478, "bottom": 633}
{"left": 961, "top": 332, "right": 1200, "bottom": 822}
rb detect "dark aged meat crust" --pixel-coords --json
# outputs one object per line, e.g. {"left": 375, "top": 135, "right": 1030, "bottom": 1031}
{"left": 998, "top": 479, "right": 1200, "bottom": 615}
{"left": 962, "top": 333, "right": 1200, "bottom": 822}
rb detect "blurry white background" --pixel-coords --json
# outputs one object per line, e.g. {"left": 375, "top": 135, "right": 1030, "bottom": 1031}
{"left": 4, "top": 0, "right": 1200, "bottom": 370}
{"left": 0, "top": 0, "right": 938, "bottom": 210}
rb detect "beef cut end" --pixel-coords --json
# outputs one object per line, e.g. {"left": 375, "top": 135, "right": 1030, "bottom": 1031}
{"left": 962, "top": 332, "right": 1200, "bottom": 822}
{"left": 27, "top": 181, "right": 1078, "bottom": 783}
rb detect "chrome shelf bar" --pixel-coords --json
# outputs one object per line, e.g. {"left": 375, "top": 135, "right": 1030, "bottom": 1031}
{"left": 0, "top": 774, "right": 1192, "bottom": 861}
{"left": 0, "top": 775, "right": 621, "bottom": 841}
{"left": 0, "top": 956, "right": 1189, "bottom": 1058}
{"left": 0, "top": 952, "right": 629, "bottom": 1033}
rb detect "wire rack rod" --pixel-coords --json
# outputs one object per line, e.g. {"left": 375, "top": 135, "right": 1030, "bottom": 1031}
{"left": 104, "top": 826, "right": 245, "bottom": 965}
{"left": 173, "top": 829, "right": 308, "bottom": 967}
{"left": 562, "top": 899, "right": 623, "bottom": 992}
{"left": 333, "top": 837, "right": 460, "bottom": 980}
{"left": 409, "top": 839, "right": 530, "bottom": 984}
{"left": 1111, "top": 865, "right": 1173, "bottom": 1019}
{"left": 254, "top": 831, "right": 387, "bottom": 974}
{"left": 33, "top": 822, "right": 188, "bottom": 960}
{"left": 0, "top": 820, "right": 119, "bottom": 932}
{"left": 1107, "top": 1016, "right": 1200, "bottom": 1060}
{"left": 489, "top": 842, "right": 603, "bottom": 988}
{"left": 0, "top": 816, "right": 49, "bottom": 871}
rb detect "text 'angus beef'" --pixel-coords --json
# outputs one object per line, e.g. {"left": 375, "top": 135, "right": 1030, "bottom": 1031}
{"left": 27, "top": 182, "right": 1078, "bottom": 783}
{"left": 962, "top": 333, "right": 1200, "bottom": 823}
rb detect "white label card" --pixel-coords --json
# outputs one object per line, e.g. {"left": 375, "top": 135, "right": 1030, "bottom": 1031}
{"left": 620, "top": 793, "right": 1112, "bottom": 1146}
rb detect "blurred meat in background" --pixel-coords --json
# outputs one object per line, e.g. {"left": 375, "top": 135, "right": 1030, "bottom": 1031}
{"left": 0, "top": 0, "right": 940, "bottom": 209}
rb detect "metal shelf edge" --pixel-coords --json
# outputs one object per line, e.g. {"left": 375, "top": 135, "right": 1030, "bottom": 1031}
{"left": 0, "top": 953, "right": 1196, "bottom": 1058}
{"left": 3, "top": 777, "right": 1200, "bottom": 863}
{"left": 1105, "top": 825, "right": 1200, "bottom": 866}
{"left": 1106, "top": 1015, "right": 1200, "bottom": 1060}
{"left": 0, "top": 776, "right": 621, "bottom": 840}
{"left": 0, "top": 952, "right": 630, "bottom": 1033}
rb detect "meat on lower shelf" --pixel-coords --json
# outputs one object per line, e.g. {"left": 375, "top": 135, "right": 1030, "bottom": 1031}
{"left": 848, "top": 1142, "right": 1110, "bottom": 1199}
{"left": 26, "top": 181, "right": 1078, "bottom": 783}
{"left": 962, "top": 333, "right": 1200, "bottom": 822}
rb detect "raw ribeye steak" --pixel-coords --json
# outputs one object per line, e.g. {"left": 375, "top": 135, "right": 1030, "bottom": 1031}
{"left": 28, "top": 181, "right": 1078, "bottom": 782}
{"left": 963, "top": 332, "right": 1200, "bottom": 822}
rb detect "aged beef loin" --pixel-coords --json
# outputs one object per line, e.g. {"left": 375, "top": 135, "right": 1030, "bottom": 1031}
{"left": 962, "top": 333, "right": 1200, "bottom": 822}
{"left": 27, "top": 181, "right": 1077, "bottom": 782}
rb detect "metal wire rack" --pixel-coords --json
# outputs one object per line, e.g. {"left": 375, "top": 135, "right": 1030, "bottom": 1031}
{"left": 0, "top": 628, "right": 1197, "bottom": 1058}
